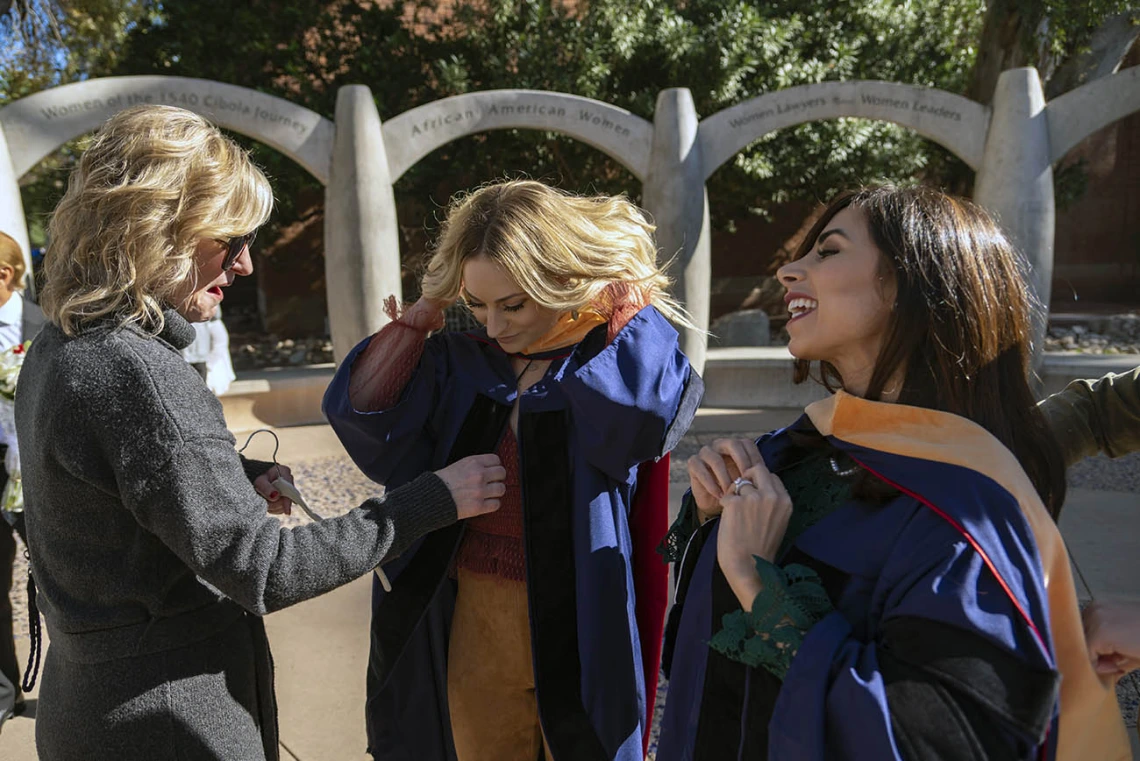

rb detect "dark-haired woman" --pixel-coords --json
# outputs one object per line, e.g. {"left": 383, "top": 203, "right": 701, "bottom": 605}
{"left": 656, "top": 186, "right": 1130, "bottom": 761}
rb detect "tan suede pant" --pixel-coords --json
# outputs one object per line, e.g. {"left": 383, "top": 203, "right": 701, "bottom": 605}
{"left": 448, "top": 568, "right": 554, "bottom": 761}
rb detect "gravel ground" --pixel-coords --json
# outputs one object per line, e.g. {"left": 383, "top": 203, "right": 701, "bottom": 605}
{"left": 231, "top": 334, "right": 334, "bottom": 371}
{"left": 1045, "top": 314, "right": 1140, "bottom": 355}
{"left": 1069, "top": 451, "right": 1140, "bottom": 493}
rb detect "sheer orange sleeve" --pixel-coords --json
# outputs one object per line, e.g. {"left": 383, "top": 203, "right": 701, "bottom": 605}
{"left": 346, "top": 297, "right": 439, "bottom": 412}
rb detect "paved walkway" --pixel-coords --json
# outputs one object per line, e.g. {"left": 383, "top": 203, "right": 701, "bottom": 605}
{"left": 3, "top": 412, "right": 1138, "bottom": 759}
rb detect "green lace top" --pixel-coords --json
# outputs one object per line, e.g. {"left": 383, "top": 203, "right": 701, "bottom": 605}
{"left": 663, "top": 448, "right": 856, "bottom": 679}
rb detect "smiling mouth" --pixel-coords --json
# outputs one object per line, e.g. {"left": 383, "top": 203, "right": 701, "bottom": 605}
{"left": 787, "top": 297, "right": 818, "bottom": 322}
{"left": 208, "top": 286, "right": 224, "bottom": 299}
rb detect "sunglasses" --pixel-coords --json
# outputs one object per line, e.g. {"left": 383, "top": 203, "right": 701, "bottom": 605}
{"left": 218, "top": 231, "right": 257, "bottom": 271}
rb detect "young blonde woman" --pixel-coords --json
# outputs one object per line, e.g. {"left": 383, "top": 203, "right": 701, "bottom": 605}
{"left": 15, "top": 106, "right": 503, "bottom": 761}
{"left": 324, "top": 180, "right": 704, "bottom": 761}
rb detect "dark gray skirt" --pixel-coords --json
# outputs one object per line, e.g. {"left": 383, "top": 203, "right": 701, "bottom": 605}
{"left": 35, "top": 610, "right": 278, "bottom": 761}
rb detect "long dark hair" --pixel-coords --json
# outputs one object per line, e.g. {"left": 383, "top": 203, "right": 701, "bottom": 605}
{"left": 793, "top": 186, "right": 1067, "bottom": 517}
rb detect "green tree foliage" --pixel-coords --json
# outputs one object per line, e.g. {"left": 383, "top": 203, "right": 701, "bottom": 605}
{"left": 106, "top": 0, "right": 989, "bottom": 257}
{"left": 4, "top": 0, "right": 1135, "bottom": 274}
{"left": 968, "top": 0, "right": 1138, "bottom": 104}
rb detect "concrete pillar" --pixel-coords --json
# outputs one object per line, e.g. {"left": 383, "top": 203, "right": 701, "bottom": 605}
{"left": 325, "top": 85, "right": 402, "bottom": 362}
{"left": 973, "top": 68, "right": 1054, "bottom": 369}
{"left": 0, "top": 126, "right": 33, "bottom": 290}
{"left": 643, "top": 88, "right": 711, "bottom": 374}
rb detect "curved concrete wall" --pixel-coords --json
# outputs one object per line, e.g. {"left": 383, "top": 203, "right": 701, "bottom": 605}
{"left": 1047, "top": 66, "right": 1140, "bottom": 164}
{"left": 9, "top": 70, "right": 1140, "bottom": 373}
{"left": 0, "top": 76, "right": 335, "bottom": 182}
{"left": 0, "top": 76, "right": 336, "bottom": 295}
{"left": 698, "top": 80, "right": 990, "bottom": 178}
{"left": 382, "top": 90, "right": 653, "bottom": 182}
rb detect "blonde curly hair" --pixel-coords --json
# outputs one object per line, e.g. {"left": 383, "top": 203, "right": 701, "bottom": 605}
{"left": 421, "top": 180, "right": 694, "bottom": 328}
{"left": 42, "top": 105, "right": 273, "bottom": 335}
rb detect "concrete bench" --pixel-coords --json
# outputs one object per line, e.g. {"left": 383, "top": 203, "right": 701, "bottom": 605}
{"left": 220, "top": 364, "right": 336, "bottom": 431}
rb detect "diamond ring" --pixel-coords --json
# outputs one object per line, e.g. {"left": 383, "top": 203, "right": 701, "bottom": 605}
{"left": 731, "top": 476, "right": 755, "bottom": 495}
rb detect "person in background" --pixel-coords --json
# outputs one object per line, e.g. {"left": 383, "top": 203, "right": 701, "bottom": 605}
{"left": 181, "top": 307, "right": 236, "bottom": 395}
{"left": 1040, "top": 368, "right": 1140, "bottom": 713}
{"left": 1040, "top": 367, "right": 1140, "bottom": 468}
{"left": 1083, "top": 600, "right": 1140, "bottom": 685}
{"left": 15, "top": 105, "right": 505, "bottom": 761}
{"left": 0, "top": 230, "right": 46, "bottom": 722}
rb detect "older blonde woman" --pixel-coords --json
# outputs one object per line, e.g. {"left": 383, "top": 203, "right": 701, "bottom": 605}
{"left": 324, "top": 180, "right": 704, "bottom": 761}
{"left": 14, "top": 105, "right": 505, "bottom": 761}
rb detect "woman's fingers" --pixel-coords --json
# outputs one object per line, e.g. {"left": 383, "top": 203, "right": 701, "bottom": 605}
{"left": 253, "top": 469, "right": 293, "bottom": 515}
{"left": 687, "top": 456, "right": 719, "bottom": 495}
{"left": 686, "top": 454, "right": 723, "bottom": 518}
{"left": 715, "top": 461, "right": 792, "bottom": 566}
{"left": 265, "top": 496, "right": 293, "bottom": 516}
{"left": 436, "top": 453, "right": 507, "bottom": 520}
{"left": 697, "top": 446, "right": 735, "bottom": 496}
{"left": 405, "top": 297, "right": 448, "bottom": 331}
{"left": 710, "top": 438, "right": 762, "bottom": 481}
{"left": 739, "top": 461, "right": 784, "bottom": 497}
{"left": 741, "top": 458, "right": 775, "bottom": 481}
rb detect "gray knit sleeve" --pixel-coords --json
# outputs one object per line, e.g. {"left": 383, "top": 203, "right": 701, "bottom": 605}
{"left": 120, "top": 433, "right": 456, "bottom": 615}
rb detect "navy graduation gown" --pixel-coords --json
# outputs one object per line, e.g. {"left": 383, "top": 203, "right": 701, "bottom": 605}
{"left": 324, "top": 306, "right": 702, "bottom": 761}
{"left": 658, "top": 392, "right": 1085, "bottom": 761}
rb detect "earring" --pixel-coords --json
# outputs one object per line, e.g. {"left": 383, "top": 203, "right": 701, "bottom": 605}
{"left": 571, "top": 309, "right": 580, "bottom": 320}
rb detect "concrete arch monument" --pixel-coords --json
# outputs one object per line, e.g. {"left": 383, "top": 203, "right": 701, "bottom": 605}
{"left": 0, "top": 75, "right": 407, "bottom": 366}
{"left": 8, "top": 69, "right": 1140, "bottom": 371}
{"left": 698, "top": 81, "right": 990, "bottom": 176}
{"left": 326, "top": 87, "right": 658, "bottom": 359}
{"left": 0, "top": 76, "right": 336, "bottom": 277}
{"left": 382, "top": 90, "right": 653, "bottom": 182}
{"left": 678, "top": 68, "right": 1140, "bottom": 372}
{"left": 660, "top": 80, "right": 990, "bottom": 371}
{"left": 0, "top": 77, "right": 401, "bottom": 362}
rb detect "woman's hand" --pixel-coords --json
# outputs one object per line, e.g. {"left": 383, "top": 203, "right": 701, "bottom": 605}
{"left": 435, "top": 454, "right": 507, "bottom": 519}
{"left": 1083, "top": 600, "right": 1140, "bottom": 676}
{"left": 686, "top": 438, "right": 763, "bottom": 521}
{"left": 715, "top": 461, "right": 793, "bottom": 611}
{"left": 254, "top": 464, "right": 294, "bottom": 516}
{"left": 399, "top": 296, "right": 449, "bottom": 332}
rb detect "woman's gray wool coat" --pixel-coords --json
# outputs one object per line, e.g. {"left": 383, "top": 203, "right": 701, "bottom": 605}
{"left": 14, "top": 309, "right": 456, "bottom": 760}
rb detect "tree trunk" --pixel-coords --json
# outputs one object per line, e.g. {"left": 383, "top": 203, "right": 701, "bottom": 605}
{"left": 966, "top": 0, "right": 1038, "bottom": 105}
{"left": 1045, "top": 12, "right": 1140, "bottom": 98}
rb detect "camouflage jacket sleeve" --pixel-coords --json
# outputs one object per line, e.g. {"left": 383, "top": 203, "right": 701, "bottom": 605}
{"left": 1039, "top": 366, "right": 1140, "bottom": 467}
